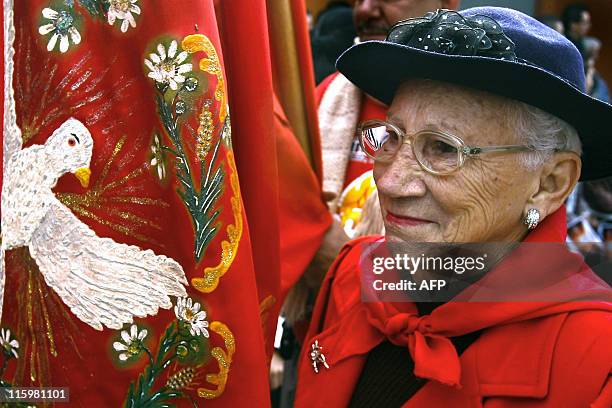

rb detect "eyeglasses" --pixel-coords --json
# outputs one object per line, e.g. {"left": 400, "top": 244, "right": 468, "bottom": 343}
{"left": 358, "top": 119, "right": 546, "bottom": 175}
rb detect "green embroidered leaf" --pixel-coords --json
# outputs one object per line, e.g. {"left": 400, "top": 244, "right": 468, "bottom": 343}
{"left": 125, "top": 382, "right": 135, "bottom": 408}
{"left": 155, "top": 91, "right": 224, "bottom": 262}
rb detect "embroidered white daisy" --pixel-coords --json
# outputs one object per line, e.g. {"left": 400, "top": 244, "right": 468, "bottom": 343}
{"left": 0, "top": 328, "right": 19, "bottom": 359}
{"left": 174, "top": 297, "right": 210, "bottom": 337}
{"left": 108, "top": 0, "right": 141, "bottom": 33}
{"left": 113, "top": 324, "right": 148, "bottom": 361}
{"left": 38, "top": 7, "right": 81, "bottom": 53}
{"left": 144, "top": 40, "right": 192, "bottom": 91}
{"left": 150, "top": 134, "right": 166, "bottom": 180}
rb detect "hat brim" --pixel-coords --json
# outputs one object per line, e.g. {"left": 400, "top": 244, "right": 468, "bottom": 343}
{"left": 337, "top": 41, "right": 612, "bottom": 181}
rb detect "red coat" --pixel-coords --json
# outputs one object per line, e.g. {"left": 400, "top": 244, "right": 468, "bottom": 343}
{"left": 295, "top": 207, "right": 612, "bottom": 407}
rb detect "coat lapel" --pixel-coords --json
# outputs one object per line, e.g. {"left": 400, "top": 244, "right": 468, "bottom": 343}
{"left": 405, "top": 312, "right": 568, "bottom": 407}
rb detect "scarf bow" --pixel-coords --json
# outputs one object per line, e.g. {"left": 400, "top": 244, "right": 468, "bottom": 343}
{"left": 366, "top": 306, "right": 462, "bottom": 387}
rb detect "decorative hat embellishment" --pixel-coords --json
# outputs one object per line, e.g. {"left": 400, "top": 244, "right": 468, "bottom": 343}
{"left": 387, "top": 9, "right": 516, "bottom": 61}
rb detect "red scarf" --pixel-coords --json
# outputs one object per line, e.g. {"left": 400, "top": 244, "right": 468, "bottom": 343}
{"left": 316, "top": 207, "right": 612, "bottom": 388}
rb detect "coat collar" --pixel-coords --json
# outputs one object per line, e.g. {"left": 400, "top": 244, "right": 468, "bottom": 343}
{"left": 459, "top": 312, "right": 568, "bottom": 398}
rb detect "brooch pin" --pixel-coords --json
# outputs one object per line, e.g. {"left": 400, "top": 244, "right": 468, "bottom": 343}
{"left": 310, "top": 340, "right": 330, "bottom": 373}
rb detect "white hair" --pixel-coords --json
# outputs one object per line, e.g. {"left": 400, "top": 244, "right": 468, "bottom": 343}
{"left": 506, "top": 100, "right": 582, "bottom": 169}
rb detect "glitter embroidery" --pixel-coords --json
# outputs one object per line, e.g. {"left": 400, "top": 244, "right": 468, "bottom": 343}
{"left": 56, "top": 134, "right": 170, "bottom": 248}
{"left": 145, "top": 38, "right": 224, "bottom": 262}
{"left": 14, "top": 26, "right": 140, "bottom": 144}
{"left": 182, "top": 34, "right": 228, "bottom": 123}
{"left": 181, "top": 33, "right": 241, "bottom": 290}
{"left": 197, "top": 321, "right": 235, "bottom": 399}
{"left": 192, "top": 146, "right": 243, "bottom": 293}
{"left": 5, "top": 246, "right": 84, "bottom": 388}
{"left": 196, "top": 100, "right": 214, "bottom": 161}
{"left": 1, "top": 117, "right": 188, "bottom": 331}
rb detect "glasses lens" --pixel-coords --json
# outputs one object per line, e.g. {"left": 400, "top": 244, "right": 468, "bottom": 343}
{"left": 413, "top": 132, "right": 461, "bottom": 174}
{"left": 360, "top": 123, "right": 402, "bottom": 162}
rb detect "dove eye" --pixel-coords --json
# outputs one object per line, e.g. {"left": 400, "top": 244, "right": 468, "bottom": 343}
{"left": 68, "top": 133, "right": 80, "bottom": 147}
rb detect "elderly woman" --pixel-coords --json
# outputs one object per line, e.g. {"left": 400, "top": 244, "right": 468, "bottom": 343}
{"left": 294, "top": 7, "right": 612, "bottom": 408}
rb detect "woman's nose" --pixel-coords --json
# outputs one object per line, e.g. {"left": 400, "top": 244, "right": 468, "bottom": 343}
{"left": 375, "top": 146, "right": 428, "bottom": 198}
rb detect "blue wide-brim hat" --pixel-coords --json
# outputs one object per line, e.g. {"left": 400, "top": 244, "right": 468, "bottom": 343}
{"left": 336, "top": 7, "right": 612, "bottom": 181}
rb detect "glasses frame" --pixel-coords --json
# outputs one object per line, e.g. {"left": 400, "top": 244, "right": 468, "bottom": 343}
{"left": 358, "top": 119, "right": 549, "bottom": 176}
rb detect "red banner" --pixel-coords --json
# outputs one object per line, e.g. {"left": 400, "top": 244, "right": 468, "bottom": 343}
{"left": 1, "top": 0, "right": 270, "bottom": 406}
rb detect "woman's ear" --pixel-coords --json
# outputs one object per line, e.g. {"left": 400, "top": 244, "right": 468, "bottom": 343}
{"left": 526, "top": 152, "right": 581, "bottom": 217}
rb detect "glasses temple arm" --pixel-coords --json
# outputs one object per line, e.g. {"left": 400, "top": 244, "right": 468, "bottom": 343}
{"left": 463, "top": 145, "right": 536, "bottom": 156}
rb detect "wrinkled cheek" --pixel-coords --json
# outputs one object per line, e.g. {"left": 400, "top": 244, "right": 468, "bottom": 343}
{"left": 442, "top": 207, "right": 488, "bottom": 242}
{"left": 437, "top": 188, "right": 494, "bottom": 242}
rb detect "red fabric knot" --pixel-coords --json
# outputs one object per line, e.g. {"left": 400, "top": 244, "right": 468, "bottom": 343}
{"left": 384, "top": 313, "right": 424, "bottom": 345}
{"left": 366, "top": 305, "right": 462, "bottom": 388}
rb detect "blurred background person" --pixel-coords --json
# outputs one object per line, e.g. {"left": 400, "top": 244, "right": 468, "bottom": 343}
{"left": 307, "top": 8, "right": 315, "bottom": 30}
{"left": 560, "top": 3, "right": 610, "bottom": 275}
{"left": 583, "top": 37, "right": 610, "bottom": 102}
{"left": 538, "top": 14, "right": 563, "bottom": 33}
{"left": 562, "top": 3, "right": 591, "bottom": 54}
{"left": 311, "top": 1, "right": 356, "bottom": 84}
{"left": 566, "top": 177, "right": 612, "bottom": 283}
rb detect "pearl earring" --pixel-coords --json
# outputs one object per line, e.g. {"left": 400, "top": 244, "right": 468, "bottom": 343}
{"left": 524, "top": 208, "right": 540, "bottom": 230}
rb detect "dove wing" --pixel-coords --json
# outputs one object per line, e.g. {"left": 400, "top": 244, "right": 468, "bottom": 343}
{"left": 3, "top": 1, "right": 23, "bottom": 169}
{"left": 0, "top": 0, "right": 20, "bottom": 327}
{"left": 29, "top": 200, "right": 188, "bottom": 330}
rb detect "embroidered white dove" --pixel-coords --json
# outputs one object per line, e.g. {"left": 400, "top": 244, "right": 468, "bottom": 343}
{"left": 1, "top": 118, "right": 188, "bottom": 330}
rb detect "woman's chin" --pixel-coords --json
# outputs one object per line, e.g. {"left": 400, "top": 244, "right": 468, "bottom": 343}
{"left": 384, "top": 222, "right": 440, "bottom": 243}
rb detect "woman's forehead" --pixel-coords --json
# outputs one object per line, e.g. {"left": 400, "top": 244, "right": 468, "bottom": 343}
{"left": 388, "top": 80, "right": 515, "bottom": 143}
{"left": 391, "top": 80, "right": 496, "bottom": 113}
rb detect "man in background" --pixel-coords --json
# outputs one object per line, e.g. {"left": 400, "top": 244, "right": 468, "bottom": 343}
{"left": 562, "top": 3, "right": 591, "bottom": 54}
{"left": 311, "top": 1, "right": 356, "bottom": 84}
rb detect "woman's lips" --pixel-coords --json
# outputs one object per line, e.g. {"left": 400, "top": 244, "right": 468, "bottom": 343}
{"left": 385, "top": 211, "right": 433, "bottom": 226}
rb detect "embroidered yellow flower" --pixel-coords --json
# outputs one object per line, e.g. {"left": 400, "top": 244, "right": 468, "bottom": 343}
{"left": 174, "top": 297, "right": 209, "bottom": 337}
{"left": 113, "top": 324, "right": 148, "bottom": 361}
{"left": 145, "top": 40, "right": 193, "bottom": 91}
{"left": 38, "top": 7, "right": 81, "bottom": 53}
{"left": 108, "top": 0, "right": 141, "bottom": 33}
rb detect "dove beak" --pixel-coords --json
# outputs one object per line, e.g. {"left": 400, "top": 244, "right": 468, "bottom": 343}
{"left": 74, "top": 167, "right": 91, "bottom": 188}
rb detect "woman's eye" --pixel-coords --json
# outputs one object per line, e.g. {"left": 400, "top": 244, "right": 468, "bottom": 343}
{"left": 431, "top": 140, "right": 457, "bottom": 154}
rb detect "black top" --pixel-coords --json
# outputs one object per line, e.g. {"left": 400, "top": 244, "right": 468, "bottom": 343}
{"left": 348, "top": 303, "right": 481, "bottom": 408}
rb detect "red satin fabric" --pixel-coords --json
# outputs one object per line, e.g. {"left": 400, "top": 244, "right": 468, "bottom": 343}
{"left": 1, "top": 1, "right": 273, "bottom": 406}
{"left": 274, "top": 97, "right": 332, "bottom": 297}
{"left": 289, "top": 0, "right": 324, "bottom": 183}
{"left": 219, "top": 1, "right": 331, "bottom": 358}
